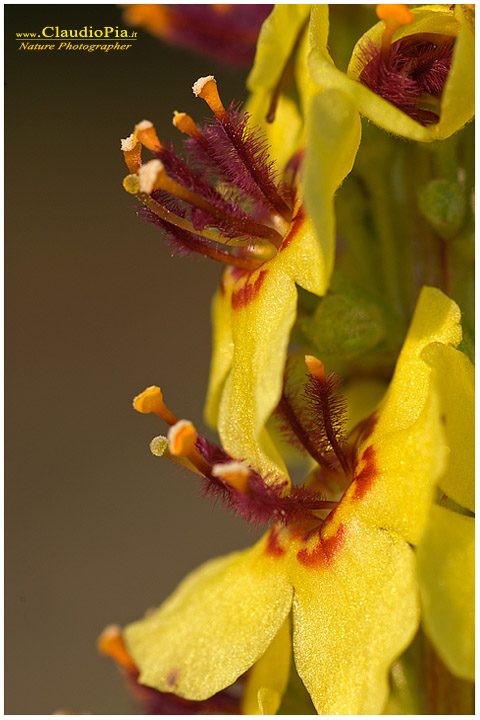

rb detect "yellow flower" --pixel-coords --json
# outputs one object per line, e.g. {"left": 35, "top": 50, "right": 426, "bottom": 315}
{"left": 121, "top": 75, "right": 360, "bottom": 479}
{"left": 123, "top": 286, "right": 466, "bottom": 714}
{"left": 309, "top": 4, "right": 474, "bottom": 141}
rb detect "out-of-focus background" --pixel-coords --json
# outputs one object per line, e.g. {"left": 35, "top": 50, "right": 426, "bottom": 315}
{"left": 5, "top": 5, "right": 262, "bottom": 713}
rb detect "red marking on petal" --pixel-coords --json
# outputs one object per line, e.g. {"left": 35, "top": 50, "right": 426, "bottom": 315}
{"left": 264, "top": 527, "right": 286, "bottom": 558}
{"left": 166, "top": 668, "right": 180, "bottom": 691}
{"left": 351, "top": 444, "right": 377, "bottom": 501}
{"left": 123, "top": 664, "right": 241, "bottom": 714}
{"left": 280, "top": 206, "right": 304, "bottom": 252}
{"left": 231, "top": 268, "right": 268, "bottom": 310}
{"left": 296, "top": 523, "right": 345, "bottom": 568}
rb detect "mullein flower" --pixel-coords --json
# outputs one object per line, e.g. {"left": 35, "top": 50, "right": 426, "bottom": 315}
{"left": 114, "top": 286, "right": 468, "bottom": 714}
{"left": 121, "top": 76, "right": 360, "bottom": 477}
{"left": 309, "top": 4, "right": 474, "bottom": 141}
{"left": 121, "top": 4, "right": 273, "bottom": 66}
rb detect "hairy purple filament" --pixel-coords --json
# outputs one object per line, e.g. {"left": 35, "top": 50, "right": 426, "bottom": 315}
{"left": 169, "top": 362, "right": 352, "bottom": 528}
{"left": 275, "top": 363, "right": 351, "bottom": 478}
{"left": 193, "top": 434, "right": 335, "bottom": 528}
{"left": 359, "top": 33, "right": 455, "bottom": 125}
{"left": 138, "top": 102, "right": 293, "bottom": 267}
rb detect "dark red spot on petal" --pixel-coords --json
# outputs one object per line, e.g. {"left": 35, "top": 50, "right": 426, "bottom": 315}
{"left": 264, "top": 527, "right": 286, "bottom": 558}
{"left": 280, "top": 206, "right": 304, "bottom": 252}
{"left": 231, "top": 268, "right": 268, "bottom": 310}
{"left": 124, "top": 664, "right": 241, "bottom": 713}
{"left": 351, "top": 444, "right": 377, "bottom": 501}
{"left": 296, "top": 523, "right": 345, "bottom": 568}
{"left": 166, "top": 668, "right": 180, "bottom": 691}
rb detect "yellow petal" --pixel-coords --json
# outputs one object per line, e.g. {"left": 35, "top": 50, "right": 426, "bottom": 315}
{"left": 422, "top": 343, "right": 474, "bottom": 512}
{"left": 204, "top": 279, "right": 234, "bottom": 428}
{"left": 417, "top": 504, "right": 474, "bottom": 681}
{"left": 343, "top": 378, "right": 387, "bottom": 434}
{"left": 305, "top": 89, "right": 362, "bottom": 204}
{"left": 241, "top": 615, "right": 291, "bottom": 715}
{"left": 341, "top": 385, "right": 445, "bottom": 545}
{"left": 124, "top": 539, "right": 292, "bottom": 700}
{"left": 247, "top": 4, "right": 312, "bottom": 95}
{"left": 246, "top": 88, "right": 303, "bottom": 171}
{"left": 339, "top": 287, "right": 461, "bottom": 544}
{"left": 246, "top": 4, "right": 314, "bottom": 167}
{"left": 288, "top": 517, "right": 419, "bottom": 714}
{"left": 303, "top": 87, "right": 361, "bottom": 312}
{"left": 216, "top": 210, "right": 331, "bottom": 478}
{"left": 375, "top": 286, "right": 461, "bottom": 435}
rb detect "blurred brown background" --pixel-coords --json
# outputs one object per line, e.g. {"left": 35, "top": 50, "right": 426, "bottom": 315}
{"left": 5, "top": 5, "right": 262, "bottom": 713}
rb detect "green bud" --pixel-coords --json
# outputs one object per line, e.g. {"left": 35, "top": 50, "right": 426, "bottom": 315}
{"left": 302, "top": 291, "right": 385, "bottom": 359}
{"left": 418, "top": 179, "right": 466, "bottom": 239}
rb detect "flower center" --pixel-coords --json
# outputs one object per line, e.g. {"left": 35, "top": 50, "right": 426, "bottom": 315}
{"left": 121, "top": 76, "right": 295, "bottom": 271}
{"left": 358, "top": 5, "right": 455, "bottom": 125}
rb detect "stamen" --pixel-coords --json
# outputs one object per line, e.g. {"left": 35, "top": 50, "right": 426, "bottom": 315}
{"left": 133, "top": 386, "right": 179, "bottom": 426}
{"left": 97, "top": 624, "right": 137, "bottom": 672}
{"left": 121, "top": 133, "right": 142, "bottom": 174}
{"left": 150, "top": 434, "right": 205, "bottom": 476}
{"left": 139, "top": 159, "right": 284, "bottom": 248}
{"left": 277, "top": 392, "right": 333, "bottom": 472}
{"left": 212, "top": 461, "right": 250, "bottom": 494}
{"left": 192, "top": 75, "right": 227, "bottom": 120}
{"left": 305, "top": 355, "right": 351, "bottom": 478}
{"left": 149, "top": 435, "right": 168, "bottom": 457}
{"left": 305, "top": 354, "right": 326, "bottom": 382}
{"left": 376, "top": 4, "right": 413, "bottom": 61}
{"left": 173, "top": 111, "right": 204, "bottom": 141}
{"left": 137, "top": 159, "right": 164, "bottom": 194}
{"left": 192, "top": 74, "right": 293, "bottom": 221}
{"left": 123, "top": 173, "right": 140, "bottom": 195}
{"left": 167, "top": 420, "right": 214, "bottom": 477}
{"left": 134, "top": 119, "right": 163, "bottom": 152}
{"left": 132, "top": 189, "right": 276, "bottom": 270}
{"left": 167, "top": 419, "right": 197, "bottom": 457}
{"left": 138, "top": 159, "right": 224, "bottom": 215}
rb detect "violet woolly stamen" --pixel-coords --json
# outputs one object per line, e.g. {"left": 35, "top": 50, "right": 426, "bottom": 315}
{"left": 358, "top": 33, "right": 455, "bottom": 125}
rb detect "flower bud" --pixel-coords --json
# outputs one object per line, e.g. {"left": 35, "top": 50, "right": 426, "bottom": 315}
{"left": 302, "top": 292, "right": 385, "bottom": 359}
{"left": 418, "top": 179, "right": 466, "bottom": 239}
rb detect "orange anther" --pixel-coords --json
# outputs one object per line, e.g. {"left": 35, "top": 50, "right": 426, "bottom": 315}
{"left": 192, "top": 75, "right": 227, "bottom": 119}
{"left": 133, "top": 386, "right": 178, "bottom": 426}
{"left": 305, "top": 355, "right": 326, "bottom": 382}
{"left": 135, "top": 120, "right": 163, "bottom": 152}
{"left": 173, "top": 111, "right": 203, "bottom": 139}
{"left": 121, "top": 132, "right": 142, "bottom": 174}
{"left": 376, "top": 4, "right": 413, "bottom": 61}
{"left": 376, "top": 4, "right": 413, "bottom": 25}
{"left": 212, "top": 462, "right": 250, "bottom": 494}
{"left": 138, "top": 159, "right": 165, "bottom": 194}
{"left": 168, "top": 420, "right": 197, "bottom": 457}
{"left": 97, "top": 624, "right": 137, "bottom": 672}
